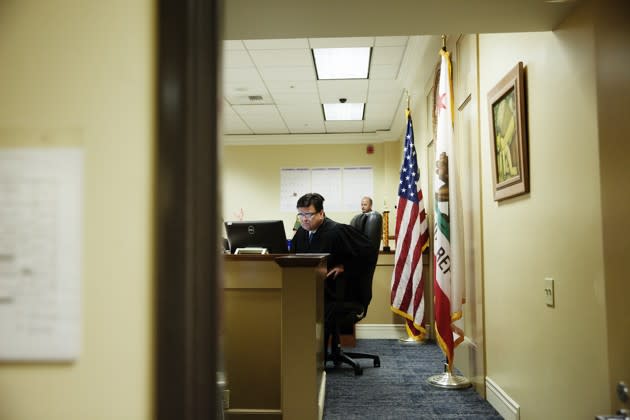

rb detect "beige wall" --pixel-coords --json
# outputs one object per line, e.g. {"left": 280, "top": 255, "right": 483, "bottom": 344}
{"left": 593, "top": 0, "right": 630, "bottom": 412}
{"left": 222, "top": 141, "right": 402, "bottom": 238}
{"left": 478, "top": 1, "right": 630, "bottom": 417}
{"left": 0, "top": 1, "right": 155, "bottom": 420}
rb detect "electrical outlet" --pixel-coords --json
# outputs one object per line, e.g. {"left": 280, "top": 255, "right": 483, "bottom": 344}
{"left": 544, "top": 277, "right": 554, "bottom": 307}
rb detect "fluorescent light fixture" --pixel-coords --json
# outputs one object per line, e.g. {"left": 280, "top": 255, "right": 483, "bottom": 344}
{"left": 323, "top": 103, "right": 364, "bottom": 121}
{"left": 313, "top": 47, "right": 371, "bottom": 79}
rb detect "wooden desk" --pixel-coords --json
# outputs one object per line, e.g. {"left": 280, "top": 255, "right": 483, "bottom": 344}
{"left": 223, "top": 254, "right": 327, "bottom": 420}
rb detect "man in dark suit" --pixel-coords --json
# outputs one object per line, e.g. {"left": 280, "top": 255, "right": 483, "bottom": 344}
{"left": 291, "top": 193, "right": 377, "bottom": 329}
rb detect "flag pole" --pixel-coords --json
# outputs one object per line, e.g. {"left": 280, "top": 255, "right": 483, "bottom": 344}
{"left": 427, "top": 35, "right": 471, "bottom": 389}
{"left": 427, "top": 365, "right": 471, "bottom": 389}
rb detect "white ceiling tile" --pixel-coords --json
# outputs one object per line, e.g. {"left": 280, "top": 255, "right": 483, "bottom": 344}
{"left": 249, "top": 49, "right": 313, "bottom": 67}
{"left": 271, "top": 91, "right": 321, "bottom": 105}
{"left": 223, "top": 80, "right": 269, "bottom": 97}
{"left": 370, "top": 64, "right": 401, "bottom": 80}
{"left": 258, "top": 66, "right": 316, "bottom": 81}
{"left": 371, "top": 46, "right": 406, "bottom": 65}
{"left": 277, "top": 103, "right": 323, "bottom": 118}
{"left": 232, "top": 105, "right": 289, "bottom": 134}
{"left": 368, "top": 79, "right": 403, "bottom": 92}
{"left": 266, "top": 80, "right": 318, "bottom": 95}
{"left": 223, "top": 118, "right": 254, "bottom": 135}
{"left": 223, "top": 40, "right": 246, "bottom": 50}
{"left": 324, "top": 120, "right": 365, "bottom": 133}
{"left": 222, "top": 102, "right": 253, "bottom": 134}
{"left": 278, "top": 104, "right": 326, "bottom": 133}
{"left": 365, "top": 102, "right": 397, "bottom": 120}
{"left": 222, "top": 100, "right": 240, "bottom": 118}
{"left": 226, "top": 93, "right": 275, "bottom": 106}
{"left": 286, "top": 121, "right": 326, "bottom": 133}
{"left": 366, "top": 89, "right": 403, "bottom": 104}
{"left": 224, "top": 50, "right": 254, "bottom": 68}
{"left": 309, "top": 37, "right": 374, "bottom": 48}
{"left": 243, "top": 38, "right": 309, "bottom": 50}
{"left": 375, "top": 36, "right": 409, "bottom": 47}
{"left": 223, "top": 67, "right": 263, "bottom": 83}
{"left": 318, "top": 79, "right": 368, "bottom": 103}
{"left": 363, "top": 119, "right": 391, "bottom": 132}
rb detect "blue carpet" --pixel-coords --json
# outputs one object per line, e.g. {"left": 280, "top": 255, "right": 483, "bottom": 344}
{"left": 323, "top": 339, "right": 503, "bottom": 419}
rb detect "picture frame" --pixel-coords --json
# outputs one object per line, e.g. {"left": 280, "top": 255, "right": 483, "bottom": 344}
{"left": 487, "top": 62, "right": 529, "bottom": 201}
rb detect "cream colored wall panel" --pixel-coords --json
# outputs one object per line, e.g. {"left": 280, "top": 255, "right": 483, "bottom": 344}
{"left": 479, "top": 3, "right": 610, "bottom": 417}
{"left": 453, "top": 33, "right": 485, "bottom": 395}
{"left": 361, "top": 253, "right": 402, "bottom": 325}
{"left": 0, "top": 1, "right": 155, "bottom": 419}
{"left": 593, "top": 1, "right": 630, "bottom": 412}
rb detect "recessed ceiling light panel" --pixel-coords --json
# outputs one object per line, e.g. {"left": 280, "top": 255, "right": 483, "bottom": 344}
{"left": 323, "top": 103, "right": 365, "bottom": 121}
{"left": 313, "top": 47, "right": 371, "bottom": 80}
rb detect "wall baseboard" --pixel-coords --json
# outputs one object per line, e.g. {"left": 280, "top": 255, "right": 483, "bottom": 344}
{"left": 318, "top": 371, "right": 326, "bottom": 420}
{"left": 486, "top": 377, "right": 520, "bottom": 420}
{"left": 356, "top": 323, "right": 406, "bottom": 339}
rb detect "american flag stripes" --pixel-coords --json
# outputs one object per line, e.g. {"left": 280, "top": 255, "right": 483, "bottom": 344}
{"left": 390, "top": 109, "right": 430, "bottom": 340}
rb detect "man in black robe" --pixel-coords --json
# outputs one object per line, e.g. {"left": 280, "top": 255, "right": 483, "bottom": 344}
{"left": 291, "top": 193, "right": 378, "bottom": 352}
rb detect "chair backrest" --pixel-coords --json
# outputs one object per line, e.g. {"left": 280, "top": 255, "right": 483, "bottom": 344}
{"left": 349, "top": 211, "right": 383, "bottom": 251}
{"left": 348, "top": 211, "right": 382, "bottom": 316}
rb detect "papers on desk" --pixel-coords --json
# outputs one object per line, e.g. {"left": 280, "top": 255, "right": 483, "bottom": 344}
{"left": 234, "top": 247, "right": 269, "bottom": 255}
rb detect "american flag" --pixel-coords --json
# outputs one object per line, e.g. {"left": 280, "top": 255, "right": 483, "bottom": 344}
{"left": 390, "top": 109, "right": 430, "bottom": 340}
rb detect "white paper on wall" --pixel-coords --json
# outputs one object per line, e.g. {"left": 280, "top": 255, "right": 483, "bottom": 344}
{"left": 342, "top": 167, "right": 373, "bottom": 211}
{"left": 280, "top": 168, "right": 311, "bottom": 211}
{"left": 311, "top": 167, "right": 342, "bottom": 211}
{"left": 0, "top": 148, "right": 82, "bottom": 361}
{"left": 280, "top": 166, "right": 373, "bottom": 213}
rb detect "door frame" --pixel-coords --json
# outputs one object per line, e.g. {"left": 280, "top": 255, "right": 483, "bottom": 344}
{"left": 155, "top": 0, "right": 222, "bottom": 418}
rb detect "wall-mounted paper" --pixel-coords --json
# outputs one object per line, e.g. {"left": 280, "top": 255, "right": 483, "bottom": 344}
{"left": 311, "top": 167, "right": 342, "bottom": 211}
{"left": 280, "top": 168, "right": 310, "bottom": 211}
{"left": 342, "top": 167, "right": 373, "bottom": 211}
{"left": 0, "top": 148, "right": 82, "bottom": 361}
{"left": 280, "top": 166, "right": 373, "bottom": 213}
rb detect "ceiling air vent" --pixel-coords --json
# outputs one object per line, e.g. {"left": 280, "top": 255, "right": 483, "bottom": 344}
{"left": 248, "top": 95, "right": 263, "bottom": 101}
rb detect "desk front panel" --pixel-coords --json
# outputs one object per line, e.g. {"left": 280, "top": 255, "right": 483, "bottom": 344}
{"left": 224, "top": 258, "right": 282, "bottom": 417}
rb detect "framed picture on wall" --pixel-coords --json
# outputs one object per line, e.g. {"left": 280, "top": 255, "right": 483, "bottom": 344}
{"left": 487, "top": 61, "right": 529, "bottom": 201}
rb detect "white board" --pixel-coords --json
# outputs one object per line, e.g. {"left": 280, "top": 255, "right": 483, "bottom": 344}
{"left": 0, "top": 148, "right": 82, "bottom": 361}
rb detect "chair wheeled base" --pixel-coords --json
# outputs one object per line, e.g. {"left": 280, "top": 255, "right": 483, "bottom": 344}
{"left": 325, "top": 330, "right": 381, "bottom": 376}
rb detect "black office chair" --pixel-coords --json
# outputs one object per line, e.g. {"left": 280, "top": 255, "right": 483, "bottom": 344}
{"left": 325, "top": 212, "right": 383, "bottom": 375}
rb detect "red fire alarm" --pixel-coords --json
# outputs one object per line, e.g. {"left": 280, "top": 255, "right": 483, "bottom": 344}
{"left": 366, "top": 144, "right": 374, "bottom": 154}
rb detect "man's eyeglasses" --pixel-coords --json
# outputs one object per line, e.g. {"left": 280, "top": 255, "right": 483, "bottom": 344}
{"left": 297, "top": 212, "right": 318, "bottom": 219}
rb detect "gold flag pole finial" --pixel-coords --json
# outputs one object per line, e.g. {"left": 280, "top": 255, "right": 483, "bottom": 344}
{"left": 406, "top": 90, "right": 410, "bottom": 110}
{"left": 441, "top": 34, "right": 447, "bottom": 51}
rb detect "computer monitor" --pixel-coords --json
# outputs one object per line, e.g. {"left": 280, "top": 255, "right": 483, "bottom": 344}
{"left": 224, "top": 220, "right": 288, "bottom": 254}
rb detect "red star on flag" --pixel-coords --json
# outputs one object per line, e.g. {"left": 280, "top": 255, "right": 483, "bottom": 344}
{"left": 436, "top": 92, "right": 447, "bottom": 113}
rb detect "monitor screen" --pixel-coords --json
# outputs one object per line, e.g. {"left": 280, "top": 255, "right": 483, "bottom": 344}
{"left": 224, "top": 220, "right": 288, "bottom": 254}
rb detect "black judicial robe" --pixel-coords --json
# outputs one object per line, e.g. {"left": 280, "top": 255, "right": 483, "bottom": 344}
{"left": 291, "top": 217, "right": 378, "bottom": 311}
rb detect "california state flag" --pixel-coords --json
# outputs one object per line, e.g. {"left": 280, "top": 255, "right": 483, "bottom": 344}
{"left": 433, "top": 48, "right": 465, "bottom": 371}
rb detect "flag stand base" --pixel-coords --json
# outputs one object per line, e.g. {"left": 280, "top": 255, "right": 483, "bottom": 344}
{"left": 398, "top": 337, "right": 426, "bottom": 344}
{"left": 427, "top": 372, "right": 471, "bottom": 389}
